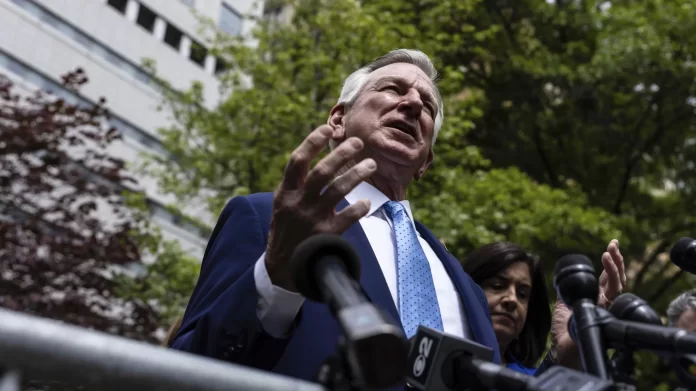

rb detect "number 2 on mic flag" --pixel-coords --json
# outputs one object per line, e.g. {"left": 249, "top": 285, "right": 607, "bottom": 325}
{"left": 408, "top": 330, "right": 440, "bottom": 386}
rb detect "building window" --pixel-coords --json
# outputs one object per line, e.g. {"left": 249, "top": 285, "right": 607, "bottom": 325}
{"left": 214, "top": 58, "right": 229, "bottom": 75}
{"left": 107, "top": 0, "right": 128, "bottom": 14}
{"left": 0, "top": 51, "right": 208, "bottom": 241}
{"left": 180, "top": 0, "right": 195, "bottom": 7}
{"left": 218, "top": 3, "right": 242, "bottom": 36}
{"left": 11, "top": 0, "right": 156, "bottom": 89}
{"left": 189, "top": 40, "right": 207, "bottom": 67}
{"left": 164, "top": 23, "right": 183, "bottom": 51}
{"left": 136, "top": 4, "right": 157, "bottom": 33}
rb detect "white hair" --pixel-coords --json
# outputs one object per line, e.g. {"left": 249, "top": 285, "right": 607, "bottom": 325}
{"left": 333, "top": 49, "right": 444, "bottom": 146}
{"left": 667, "top": 289, "right": 696, "bottom": 326}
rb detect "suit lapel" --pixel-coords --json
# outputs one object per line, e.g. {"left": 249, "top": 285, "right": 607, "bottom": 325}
{"left": 336, "top": 199, "right": 402, "bottom": 328}
{"left": 415, "top": 221, "right": 483, "bottom": 342}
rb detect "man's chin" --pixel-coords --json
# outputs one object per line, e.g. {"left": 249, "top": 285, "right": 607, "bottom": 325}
{"left": 374, "top": 144, "right": 422, "bottom": 168}
{"left": 373, "top": 153, "right": 419, "bottom": 180}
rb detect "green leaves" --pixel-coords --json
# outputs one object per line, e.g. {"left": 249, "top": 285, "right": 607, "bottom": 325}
{"left": 412, "top": 165, "right": 621, "bottom": 264}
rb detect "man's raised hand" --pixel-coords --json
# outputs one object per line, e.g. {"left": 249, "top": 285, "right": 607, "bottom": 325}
{"left": 265, "top": 125, "right": 377, "bottom": 291}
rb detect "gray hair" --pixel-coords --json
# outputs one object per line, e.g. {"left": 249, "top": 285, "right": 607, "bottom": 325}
{"left": 667, "top": 289, "right": 696, "bottom": 326}
{"left": 333, "top": 49, "right": 444, "bottom": 146}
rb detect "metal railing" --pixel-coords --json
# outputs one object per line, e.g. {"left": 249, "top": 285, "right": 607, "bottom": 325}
{"left": 0, "top": 308, "right": 325, "bottom": 391}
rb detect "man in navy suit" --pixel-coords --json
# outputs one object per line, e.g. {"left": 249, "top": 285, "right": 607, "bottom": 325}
{"left": 170, "top": 49, "right": 501, "bottom": 389}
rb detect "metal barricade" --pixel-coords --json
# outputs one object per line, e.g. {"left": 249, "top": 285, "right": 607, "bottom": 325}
{"left": 0, "top": 308, "right": 326, "bottom": 391}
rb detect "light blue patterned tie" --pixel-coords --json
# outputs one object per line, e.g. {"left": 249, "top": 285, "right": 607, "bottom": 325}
{"left": 382, "top": 201, "right": 444, "bottom": 338}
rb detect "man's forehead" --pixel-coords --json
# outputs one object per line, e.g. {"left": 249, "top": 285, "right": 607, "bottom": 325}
{"left": 367, "top": 63, "right": 434, "bottom": 87}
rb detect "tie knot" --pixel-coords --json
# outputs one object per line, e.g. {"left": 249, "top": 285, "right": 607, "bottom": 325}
{"left": 382, "top": 200, "right": 405, "bottom": 219}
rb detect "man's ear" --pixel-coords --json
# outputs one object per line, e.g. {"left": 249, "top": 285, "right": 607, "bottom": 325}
{"left": 414, "top": 148, "right": 434, "bottom": 181}
{"left": 328, "top": 104, "right": 346, "bottom": 142}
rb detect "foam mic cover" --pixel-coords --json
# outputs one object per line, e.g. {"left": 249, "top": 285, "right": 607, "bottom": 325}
{"left": 290, "top": 234, "right": 361, "bottom": 301}
{"left": 609, "top": 293, "right": 663, "bottom": 326}
{"left": 555, "top": 253, "right": 594, "bottom": 273}
{"left": 553, "top": 254, "right": 598, "bottom": 306}
{"left": 671, "top": 237, "right": 696, "bottom": 274}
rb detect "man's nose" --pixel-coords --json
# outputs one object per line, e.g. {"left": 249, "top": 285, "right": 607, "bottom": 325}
{"left": 397, "top": 89, "right": 423, "bottom": 117}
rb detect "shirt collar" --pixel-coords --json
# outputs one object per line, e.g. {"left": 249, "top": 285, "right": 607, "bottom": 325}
{"left": 343, "top": 182, "right": 416, "bottom": 224}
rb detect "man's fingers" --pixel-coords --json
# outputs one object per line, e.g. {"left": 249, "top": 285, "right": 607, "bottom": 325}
{"left": 331, "top": 199, "right": 371, "bottom": 233}
{"left": 601, "top": 251, "right": 621, "bottom": 298}
{"left": 608, "top": 239, "right": 626, "bottom": 287}
{"left": 281, "top": 125, "right": 334, "bottom": 190}
{"left": 304, "top": 137, "right": 364, "bottom": 196}
{"left": 319, "top": 158, "right": 377, "bottom": 210}
{"left": 599, "top": 269, "right": 608, "bottom": 287}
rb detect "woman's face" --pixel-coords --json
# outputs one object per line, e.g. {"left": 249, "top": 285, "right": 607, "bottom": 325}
{"left": 481, "top": 262, "right": 532, "bottom": 349}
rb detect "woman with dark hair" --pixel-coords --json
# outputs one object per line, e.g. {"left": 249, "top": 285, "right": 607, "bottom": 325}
{"left": 463, "top": 242, "right": 550, "bottom": 374}
{"left": 463, "top": 240, "right": 627, "bottom": 375}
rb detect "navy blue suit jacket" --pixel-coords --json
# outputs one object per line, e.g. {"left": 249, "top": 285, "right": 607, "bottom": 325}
{"left": 171, "top": 193, "right": 501, "bottom": 390}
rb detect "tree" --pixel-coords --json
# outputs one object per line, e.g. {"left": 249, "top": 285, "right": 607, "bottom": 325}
{"left": 412, "top": 0, "right": 696, "bottom": 303}
{"left": 144, "top": 0, "right": 620, "bottom": 260}
{"left": 0, "top": 69, "right": 174, "bottom": 343}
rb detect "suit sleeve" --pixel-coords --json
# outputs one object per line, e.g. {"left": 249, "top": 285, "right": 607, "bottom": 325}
{"left": 170, "top": 196, "right": 294, "bottom": 370}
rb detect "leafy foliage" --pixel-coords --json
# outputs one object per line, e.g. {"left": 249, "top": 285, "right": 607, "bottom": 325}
{"left": 0, "top": 70, "right": 163, "bottom": 342}
{"left": 0, "top": 69, "right": 196, "bottom": 347}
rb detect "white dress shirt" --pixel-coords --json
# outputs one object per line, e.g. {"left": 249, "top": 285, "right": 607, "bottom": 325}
{"left": 254, "top": 182, "right": 468, "bottom": 339}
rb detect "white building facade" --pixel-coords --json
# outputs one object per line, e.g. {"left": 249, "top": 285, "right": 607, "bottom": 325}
{"left": 0, "top": 0, "right": 262, "bottom": 259}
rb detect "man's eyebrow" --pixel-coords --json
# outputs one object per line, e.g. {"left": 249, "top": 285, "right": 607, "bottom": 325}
{"left": 374, "top": 76, "right": 400, "bottom": 85}
{"left": 374, "top": 76, "right": 437, "bottom": 105}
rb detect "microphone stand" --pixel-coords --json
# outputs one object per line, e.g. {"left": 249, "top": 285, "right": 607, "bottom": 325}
{"left": 570, "top": 306, "right": 696, "bottom": 391}
{"left": 609, "top": 350, "right": 637, "bottom": 391}
{"left": 314, "top": 340, "right": 363, "bottom": 391}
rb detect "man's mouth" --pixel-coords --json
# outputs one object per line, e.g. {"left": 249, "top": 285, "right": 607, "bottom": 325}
{"left": 385, "top": 120, "right": 417, "bottom": 138}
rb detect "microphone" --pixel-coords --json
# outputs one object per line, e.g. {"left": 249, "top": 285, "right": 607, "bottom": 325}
{"left": 406, "top": 326, "right": 615, "bottom": 391}
{"left": 607, "top": 293, "right": 696, "bottom": 390}
{"left": 554, "top": 254, "right": 611, "bottom": 379}
{"left": 291, "top": 234, "right": 408, "bottom": 389}
{"left": 404, "top": 325, "right": 496, "bottom": 391}
{"left": 608, "top": 293, "right": 663, "bottom": 326}
{"left": 567, "top": 296, "right": 696, "bottom": 356}
{"left": 606, "top": 293, "right": 663, "bottom": 390}
{"left": 671, "top": 237, "right": 696, "bottom": 274}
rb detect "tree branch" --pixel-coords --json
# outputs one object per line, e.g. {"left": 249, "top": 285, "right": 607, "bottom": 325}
{"left": 633, "top": 239, "right": 670, "bottom": 287}
{"left": 648, "top": 270, "right": 684, "bottom": 304}
{"left": 613, "top": 93, "right": 661, "bottom": 214}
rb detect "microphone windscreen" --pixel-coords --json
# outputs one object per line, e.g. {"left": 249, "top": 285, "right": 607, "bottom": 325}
{"left": 554, "top": 254, "right": 593, "bottom": 275}
{"left": 290, "top": 234, "right": 361, "bottom": 301}
{"left": 609, "top": 293, "right": 640, "bottom": 317}
{"left": 671, "top": 237, "right": 696, "bottom": 271}
{"left": 609, "top": 293, "right": 663, "bottom": 325}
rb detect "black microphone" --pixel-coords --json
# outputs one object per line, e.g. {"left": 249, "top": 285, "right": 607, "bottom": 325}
{"left": 554, "top": 254, "right": 611, "bottom": 379}
{"left": 406, "top": 326, "right": 615, "bottom": 391}
{"left": 671, "top": 237, "right": 696, "bottom": 274}
{"left": 404, "top": 325, "right": 496, "bottom": 391}
{"left": 609, "top": 292, "right": 696, "bottom": 390}
{"left": 609, "top": 293, "right": 663, "bottom": 326}
{"left": 567, "top": 307, "right": 696, "bottom": 355}
{"left": 606, "top": 293, "right": 663, "bottom": 390}
{"left": 291, "top": 234, "right": 409, "bottom": 389}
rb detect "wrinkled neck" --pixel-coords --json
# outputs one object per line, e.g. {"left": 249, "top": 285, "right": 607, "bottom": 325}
{"left": 336, "top": 161, "right": 409, "bottom": 200}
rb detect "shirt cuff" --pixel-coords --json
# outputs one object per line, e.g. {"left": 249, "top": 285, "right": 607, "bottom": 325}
{"left": 254, "top": 252, "right": 305, "bottom": 338}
